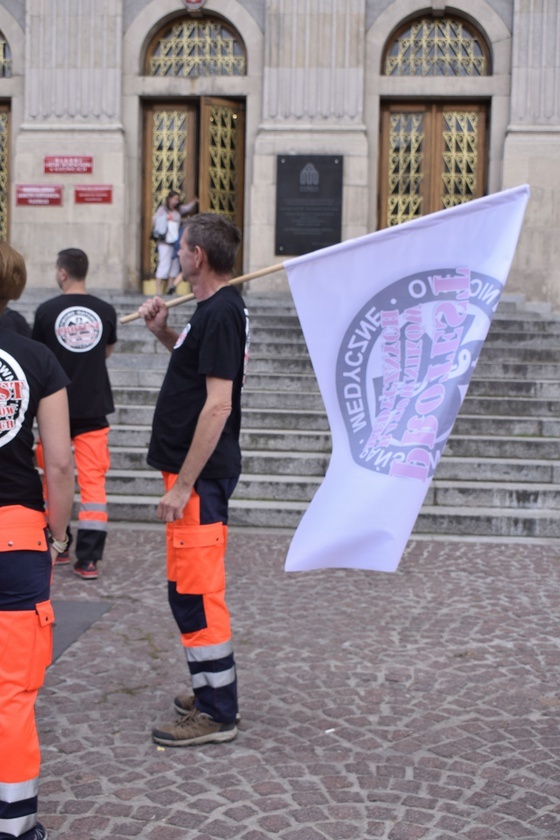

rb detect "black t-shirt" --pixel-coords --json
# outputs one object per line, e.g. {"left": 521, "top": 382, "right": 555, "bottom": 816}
{"left": 148, "top": 286, "right": 250, "bottom": 478}
{"left": 0, "top": 330, "right": 69, "bottom": 510}
{"left": 32, "top": 293, "right": 117, "bottom": 425}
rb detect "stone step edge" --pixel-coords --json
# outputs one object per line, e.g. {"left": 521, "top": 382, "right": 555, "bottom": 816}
{"left": 112, "top": 403, "right": 560, "bottom": 423}
{"left": 108, "top": 445, "right": 560, "bottom": 466}
{"left": 105, "top": 470, "right": 560, "bottom": 493}
{"left": 105, "top": 494, "right": 560, "bottom": 521}
{"left": 109, "top": 424, "right": 560, "bottom": 443}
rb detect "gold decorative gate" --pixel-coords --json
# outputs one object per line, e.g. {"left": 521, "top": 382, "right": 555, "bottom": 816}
{"left": 200, "top": 98, "right": 245, "bottom": 251}
{"left": 379, "top": 102, "right": 487, "bottom": 228}
{"left": 142, "top": 104, "right": 197, "bottom": 277}
{"left": 142, "top": 97, "right": 245, "bottom": 280}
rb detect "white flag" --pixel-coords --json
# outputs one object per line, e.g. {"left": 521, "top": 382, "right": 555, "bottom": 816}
{"left": 284, "top": 185, "right": 530, "bottom": 573}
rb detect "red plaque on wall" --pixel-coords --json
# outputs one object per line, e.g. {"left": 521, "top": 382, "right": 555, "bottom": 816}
{"left": 75, "top": 185, "right": 113, "bottom": 204}
{"left": 16, "top": 185, "right": 63, "bottom": 206}
{"left": 44, "top": 156, "right": 93, "bottom": 174}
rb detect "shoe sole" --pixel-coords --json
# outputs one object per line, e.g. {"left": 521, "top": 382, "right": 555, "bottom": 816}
{"left": 72, "top": 568, "right": 98, "bottom": 580}
{"left": 55, "top": 557, "right": 70, "bottom": 565}
{"left": 152, "top": 725, "right": 238, "bottom": 747}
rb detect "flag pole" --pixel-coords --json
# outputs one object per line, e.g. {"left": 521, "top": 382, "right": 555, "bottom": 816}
{"left": 119, "top": 262, "right": 286, "bottom": 324}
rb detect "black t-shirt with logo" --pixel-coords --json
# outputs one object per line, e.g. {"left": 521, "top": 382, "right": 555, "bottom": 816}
{"left": 32, "top": 293, "right": 117, "bottom": 431}
{"left": 0, "top": 330, "right": 69, "bottom": 510}
{"left": 148, "top": 286, "right": 250, "bottom": 479}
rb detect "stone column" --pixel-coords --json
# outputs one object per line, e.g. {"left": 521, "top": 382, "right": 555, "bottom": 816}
{"left": 263, "top": 0, "right": 364, "bottom": 125}
{"left": 504, "top": 0, "right": 560, "bottom": 308}
{"left": 13, "top": 0, "right": 125, "bottom": 289}
{"left": 250, "top": 0, "right": 368, "bottom": 283}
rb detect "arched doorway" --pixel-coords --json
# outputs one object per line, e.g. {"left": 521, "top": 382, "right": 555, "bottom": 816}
{"left": 377, "top": 14, "right": 492, "bottom": 228}
{"left": 141, "top": 15, "right": 246, "bottom": 280}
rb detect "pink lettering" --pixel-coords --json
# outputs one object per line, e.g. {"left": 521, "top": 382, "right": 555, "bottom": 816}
{"left": 389, "top": 448, "right": 430, "bottom": 480}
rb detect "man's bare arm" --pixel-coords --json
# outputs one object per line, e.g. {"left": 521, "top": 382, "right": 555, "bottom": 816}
{"left": 157, "top": 376, "right": 233, "bottom": 522}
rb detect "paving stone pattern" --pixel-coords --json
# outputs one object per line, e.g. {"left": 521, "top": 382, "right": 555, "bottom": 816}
{"left": 40, "top": 527, "right": 560, "bottom": 839}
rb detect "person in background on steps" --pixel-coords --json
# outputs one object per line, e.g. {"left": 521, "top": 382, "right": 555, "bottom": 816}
{"left": 138, "top": 213, "right": 250, "bottom": 747}
{"left": 31, "top": 249, "right": 117, "bottom": 581}
{"left": 152, "top": 191, "right": 198, "bottom": 296}
{"left": 0, "top": 242, "right": 74, "bottom": 840}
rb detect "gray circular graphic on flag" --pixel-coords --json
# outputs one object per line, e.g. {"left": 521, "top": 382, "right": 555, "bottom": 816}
{"left": 335, "top": 268, "right": 501, "bottom": 480}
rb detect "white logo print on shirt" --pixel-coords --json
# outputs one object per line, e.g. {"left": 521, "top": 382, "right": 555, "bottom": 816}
{"left": 55, "top": 306, "right": 103, "bottom": 353}
{"left": 0, "top": 350, "right": 29, "bottom": 447}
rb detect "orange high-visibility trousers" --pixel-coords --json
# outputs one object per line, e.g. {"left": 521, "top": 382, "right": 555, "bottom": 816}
{"left": 36, "top": 426, "right": 110, "bottom": 564}
{"left": 73, "top": 428, "right": 110, "bottom": 564}
{"left": 0, "top": 506, "right": 53, "bottom": 838}
{"left": 163, "top": 473, "right": 238, "bottom": 724}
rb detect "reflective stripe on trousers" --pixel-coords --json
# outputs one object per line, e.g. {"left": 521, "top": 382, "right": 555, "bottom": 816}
{"left": 163, "top": 472, "right": 238, "bottom": 724}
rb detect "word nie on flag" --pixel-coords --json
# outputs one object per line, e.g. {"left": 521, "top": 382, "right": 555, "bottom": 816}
{"left": 284, "top": 185, "right": 530, "bottom": 573}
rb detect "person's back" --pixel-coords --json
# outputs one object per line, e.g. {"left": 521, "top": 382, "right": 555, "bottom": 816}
{"left": 32, "top": 291, "right": 116, "bottom": 426}
{"left": 31, "top": 248, "right": 117, "bottom": 580}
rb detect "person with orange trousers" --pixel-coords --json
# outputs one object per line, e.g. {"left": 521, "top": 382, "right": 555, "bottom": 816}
{"left": 0, "top": 242, "right": 74, "bottom": 840}
{"left": 32, "top": 249, "right": 117, "bottom": 580}
{"left": 138, "top": 213, "right": 249, "bottom": 747}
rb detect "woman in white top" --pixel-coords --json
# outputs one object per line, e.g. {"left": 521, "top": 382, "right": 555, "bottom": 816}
{"left": 152, "top": 191, "right": 198, "bottom": 295}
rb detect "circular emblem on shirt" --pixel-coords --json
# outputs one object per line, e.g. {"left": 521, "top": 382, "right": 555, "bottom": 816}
{"left": 55, "top": 306, "right": 103, "bottom": 352}
{"left": 0, "top": 349, "right": 29, "bottom": 447}
{"left": 335, "top": 268, "right": 501, "bottom": 481}
{"left": 174, "top": 323, "right": 191, "bottom": 349}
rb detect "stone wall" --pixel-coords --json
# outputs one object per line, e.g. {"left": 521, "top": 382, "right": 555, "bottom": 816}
{"left": 503, "top": 0, "right": 560, "bottom": 308}
{"left": 7, "top": 0, "right": 125, "bottom": 288}
{"left": 0, "top": 0, "right": 559, "bottom": 308}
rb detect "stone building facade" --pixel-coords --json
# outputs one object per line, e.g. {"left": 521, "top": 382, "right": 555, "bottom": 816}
{"left": 0, "top": 0, "right": 557, "bottom": 307}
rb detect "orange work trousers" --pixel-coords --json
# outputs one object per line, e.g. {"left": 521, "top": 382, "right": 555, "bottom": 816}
{"left": 36, "top": 426, "right": 110, "bottom": 564}
{"left": 0, "top": 505, "right": 54, "bottom": 838}
{"left": 163, "top": 473, "right": 238, "bottom": 724}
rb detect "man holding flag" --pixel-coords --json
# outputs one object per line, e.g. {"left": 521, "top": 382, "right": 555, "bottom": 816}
{"left": 138, "top": 213, "right": 250, "bottom": 747}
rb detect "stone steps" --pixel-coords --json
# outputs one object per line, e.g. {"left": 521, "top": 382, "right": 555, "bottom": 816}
{"left": 111, "top": 404, "right": 560, "bottom": 437}
{"left": 11, "top": 287, "right": 560, "bottom": 540}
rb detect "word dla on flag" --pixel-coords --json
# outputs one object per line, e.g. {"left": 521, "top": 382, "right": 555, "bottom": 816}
{"left": 284, "top": 185, "right": 530, "bottom": 573}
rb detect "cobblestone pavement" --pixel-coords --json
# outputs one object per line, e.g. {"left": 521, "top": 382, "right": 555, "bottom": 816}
{"left": 39, "top": 527, "right": 560, "bottom": 839}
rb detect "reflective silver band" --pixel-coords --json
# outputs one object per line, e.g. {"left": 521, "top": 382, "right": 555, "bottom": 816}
{"left": 76, "top": 520, "right": 108, "bottom": 531}
{"left": 0, "top": 777, "right": 39, "bottom": 802}
{"left": 0, "top": 813, "right": 37, "bottom": 835}
{"left": 184, "top": 640, "right": 233, "bottom": 663}
{"left": 191, "top": 666, "right": 236, "bottom": 690}
{"left": 79, "top": 502, "right": 107, "bottom": 513}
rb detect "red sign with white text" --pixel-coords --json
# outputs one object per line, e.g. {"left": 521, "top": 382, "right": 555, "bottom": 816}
{"left": 16, "top": 185, "right": 63, "bottom": 206}
{"left": 75, "top": 185, "right": 113, "bottom": 204}
{"left": 44, "top": 156, "right": 93, "bottom": 174}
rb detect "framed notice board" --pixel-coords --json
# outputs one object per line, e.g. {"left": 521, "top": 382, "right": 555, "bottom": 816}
{"left": 275, "top": 155, "right": 343, "bottom": 256}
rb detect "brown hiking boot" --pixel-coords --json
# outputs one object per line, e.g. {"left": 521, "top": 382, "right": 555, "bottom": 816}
{"left": 152, "top": 708, "right": 237, "bottom": 747}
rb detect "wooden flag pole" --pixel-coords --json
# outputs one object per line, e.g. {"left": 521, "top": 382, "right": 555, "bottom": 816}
{"left": 119, "top": 262, "right": 286, "bottom": 324}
